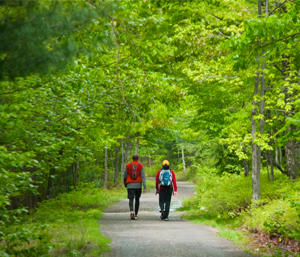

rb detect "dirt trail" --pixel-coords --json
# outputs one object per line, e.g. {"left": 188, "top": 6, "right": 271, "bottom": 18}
{"left": 100, "top": 181, "right": 256, "bottom": 257}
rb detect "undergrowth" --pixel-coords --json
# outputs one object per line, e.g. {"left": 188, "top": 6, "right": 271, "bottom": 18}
{"left": 182, "top": 167, "right": 300, "bottom": 256}
{"left": 1, "top": 183, "right": 127, "bottom": 257}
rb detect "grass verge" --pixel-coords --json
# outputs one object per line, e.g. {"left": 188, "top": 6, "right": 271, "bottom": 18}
{"left": 4, "top": 180, "right": 155, "bottom": 257}
{"left": 6, "top": 184, "right": 127, "bottom": 257}
{"left": 180, "top": 196, "right": 262, "bottom": 256}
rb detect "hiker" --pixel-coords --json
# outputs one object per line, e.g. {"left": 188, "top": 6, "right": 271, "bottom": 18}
{"left": 156, "top": 160, "right": 177, "bottom": 221}
{"left": 124, "top": 154, "right": 147, "bottom": 220}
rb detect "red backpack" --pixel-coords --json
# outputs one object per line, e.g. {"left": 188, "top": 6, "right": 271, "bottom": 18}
{"left": 129, "top": 163, "right": 141, "bottom": 180}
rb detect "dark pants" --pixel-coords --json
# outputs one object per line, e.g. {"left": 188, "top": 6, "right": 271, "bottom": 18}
{"left": 159, "top": 187, "right": 173, "bottom": 218}
{"left": 127, "top": 188, "right": 141, "bottom": 215}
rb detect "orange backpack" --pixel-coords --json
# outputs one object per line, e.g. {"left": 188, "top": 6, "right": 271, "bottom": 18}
{"left": 126, "top": 162, "right": 143, "bottom": 183}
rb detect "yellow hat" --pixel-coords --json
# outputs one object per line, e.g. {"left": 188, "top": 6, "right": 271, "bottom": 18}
{"left": 162, "top": 160, "right": 169, "bottom": 166}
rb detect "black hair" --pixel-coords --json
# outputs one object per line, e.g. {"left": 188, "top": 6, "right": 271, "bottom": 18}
{"left": 163, "top": 164, "right": 169, "bottom": 169}
{"left": 132, "top": 154, "right": 139, "bottom": 160}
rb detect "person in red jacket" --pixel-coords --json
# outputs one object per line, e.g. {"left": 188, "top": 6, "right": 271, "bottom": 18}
{"left": 156, "top": 160, "right": 177, "bottom": 221}
{"left": 124, "top": 154, "right": 147, "bottom": 220}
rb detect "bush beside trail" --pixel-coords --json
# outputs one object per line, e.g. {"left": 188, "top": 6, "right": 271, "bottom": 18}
{"left": 0, "top": 184, "right": 127, "bottom": 257}
{"left": 183, "top": 167, "right": 300, "bottom": 255}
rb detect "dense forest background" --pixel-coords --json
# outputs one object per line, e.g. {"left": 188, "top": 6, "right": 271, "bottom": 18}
{"left": 1, "top": 0, "right": 300, "bottom": 256}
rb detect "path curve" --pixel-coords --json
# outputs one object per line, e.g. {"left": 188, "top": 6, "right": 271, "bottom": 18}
{"left": 100, "top": 181, "right": 256, "bottom": 257}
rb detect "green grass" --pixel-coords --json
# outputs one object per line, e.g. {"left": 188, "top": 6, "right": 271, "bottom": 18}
{"left": 4, "top": 184, "right": 127, "bottom": 257}
{"left": 3, "top": 180, "right": 157, "bottom": 256}
{"left": 217, "top": 229, "right": 251, "bottom": 245}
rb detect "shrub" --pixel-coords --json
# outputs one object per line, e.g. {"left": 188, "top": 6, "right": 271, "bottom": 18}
{"left": 242, "top": 177, "right": 300, "bottom": 240}
{"left": 194, "top": 168, "right": 252, "bottom": 218}
{"left": 188, "top": 166, "right": 300, "bottom": 240}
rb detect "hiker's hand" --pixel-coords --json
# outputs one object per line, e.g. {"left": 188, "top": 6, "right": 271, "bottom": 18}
{"left": 174, "top": 191, "right": 177, "bottom": 197}
{"left": 156, "top": 190, "right": 159, "bottom": 195}
{"left": 143, "top": 189, "right": 146, "bottom": 193}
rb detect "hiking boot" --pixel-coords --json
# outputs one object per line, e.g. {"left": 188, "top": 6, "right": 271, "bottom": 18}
{"left": 130, "top": 212, "right": 135, "bottom": 220}
{"left": 164, "top": 218, "right": 169, "bottom": 221}
{"left": 135, "top": 215, "right": 139, "bottom": 220}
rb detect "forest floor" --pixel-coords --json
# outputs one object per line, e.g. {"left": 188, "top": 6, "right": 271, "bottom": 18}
{"left": 249, "top": 230, "right": 300, "bottom": 256}
{"left": 99, "top": 180, "right": 257, "bottom": 257}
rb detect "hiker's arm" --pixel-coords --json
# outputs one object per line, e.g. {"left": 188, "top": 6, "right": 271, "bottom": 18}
{"left": 141, "top": 166, "right": 146, "bottom": 192}
{"left": 172, "top": 170, "right": 177, "bottom": 196}
{"left": 155, "top": 171, "right": 159, "bottom": 192}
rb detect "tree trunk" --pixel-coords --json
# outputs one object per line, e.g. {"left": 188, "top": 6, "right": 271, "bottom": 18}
{"left": 252, "top": 70, "right": 260, "bottom": 200}
{"left": 125, "top": 141, "right": 133, "bottom": 164}
{"left": 135, "top": 138, "right": 139, "bottom": 154}
{"left": 279, "top": 147, "right": 282, "bottom": 167}
{"left": 251, "top": 0, "right": 267, "bottom": 200}
{"left": 269, "top": 149, "right": 274, "bottom": 181}
{"left": 181, "top": 143, "right": 186, "bottom": 173}
{"left": 114, "top": 145, "right": 121, "bottom": 186}
{"left": 256, "top": 15, "right": 266, "bottom": 194}
{"left": 266, "top": 153, "right": 270, "bottom": 180}
{"left": 120, "top": 138, "right": 124, "bottom": 183}
{"left": 275, "top": 147, "right": 278, "bottom": 164}
{"left": 104, "top": 145, "right": 108, "bottom": 189}
{"left": 295, "top": 140, "right": 300, "bottom": 175}
{"left": 285, "top": 128, "right": 298, "bottom": 179}
{"left": 46, "top": 167, "right": 55, "bottom": 199}
{"left": 267, "top": 110, "right": 274, "bottom": 181}
{"left": 252, "top": 143, "right": 260, "bottom": 200}
{"left": 259, "top": 59, "right": 265, "bottom": 134}
{"left": 243, "top": 147, "right": 249, "bottom": 177}
{"left": 110, "top": 154, "right": 114, "bottom": 175}
{"left": 72, "top": 162, "right": 77, "bottom": 189}
{"left": 76, "top": 160, "right": 79, "bottom": 185}
{"left": 258, "top": 0, "right": 262, "bottom": 17}
{"left": 265, "top": 0, "right": 269, "bottom": 15}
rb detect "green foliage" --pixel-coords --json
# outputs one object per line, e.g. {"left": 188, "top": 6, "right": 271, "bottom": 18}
{"left": 0, "top": 185, "right": 126, "bottom": 256}
{"left": 0, "top": 224, "right": 56, "bottom": 257}
{"left": 242, "top": 179, "right": 300, "bottom": 240}
{"left": 1, "top": 0, "right": 182, "bottom": 253}
{"left": 146, "top": 163, "right": 161, "bottom": 177}
{"left": 0, "top": 0, "right": 115, "bottom": 79}
{"left": 183, "top": 166, "right": 300, "bottom": 245}
{"left": 193, "top": 167, "right": 252, "bottom": 218}
{"left": 2, "top": 0, "right": 300, "bottom": 254}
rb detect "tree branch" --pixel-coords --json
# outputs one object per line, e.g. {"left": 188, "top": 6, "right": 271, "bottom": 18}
{"left": 207, "top": 11, "right": 223, "bottom": 20}
{"left": 58, "top": 24, "right": 86, "bottom": 37}
{"left": 273, "top": 63, "right": 285, "bottom": 76}
{"left": 256, "top": 31, "right": 300, "bottom": 50}
{"left": 269, "top": 0, "right": 289, "bottom": 15}
{"left": 274, "top": 160, "right": 286, "bottom": 173}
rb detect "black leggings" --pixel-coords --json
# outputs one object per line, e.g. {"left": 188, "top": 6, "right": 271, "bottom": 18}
{"left": 129, "top": 197, "right": 140, "bottom": 215}
{"left": 159, "top": 188, "right": 173, "bottom": 218}
{"left": 128, "top": 188, "right": 142, "bottom": 215}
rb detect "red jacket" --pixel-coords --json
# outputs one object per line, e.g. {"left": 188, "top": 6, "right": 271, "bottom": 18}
{"left": 156, "top": 169, "right": 177, "bottom": 191}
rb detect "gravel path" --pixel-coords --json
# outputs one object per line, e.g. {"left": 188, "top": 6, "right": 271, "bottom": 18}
{"left": 100, "top": 181, "right": 256, "bottom": 257}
